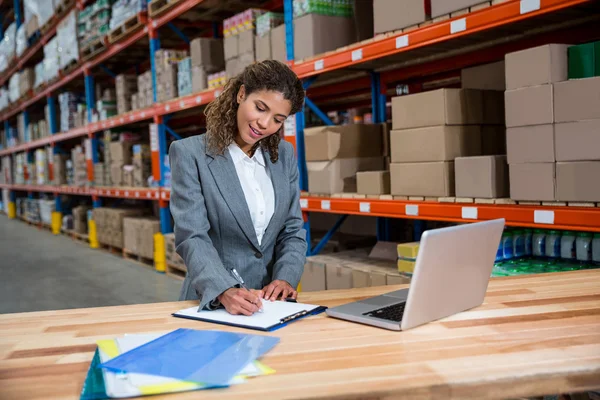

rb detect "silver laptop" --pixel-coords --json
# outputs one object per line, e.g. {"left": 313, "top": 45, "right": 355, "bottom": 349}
{"left": 326, "top": 219, "right": 505, "bottom": 331}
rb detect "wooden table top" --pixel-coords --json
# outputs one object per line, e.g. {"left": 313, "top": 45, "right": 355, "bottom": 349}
{"left": 1, "top": 269, "right": 600, "bottom": 400}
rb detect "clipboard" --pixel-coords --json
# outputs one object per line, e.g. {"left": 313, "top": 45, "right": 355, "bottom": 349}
{"left": 172, "top": 300, "right": 327, "bottom": 332}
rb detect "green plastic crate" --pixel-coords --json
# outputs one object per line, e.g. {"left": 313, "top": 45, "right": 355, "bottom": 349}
{"left": 568, "top": 41, "right": 600, "bottom": 79}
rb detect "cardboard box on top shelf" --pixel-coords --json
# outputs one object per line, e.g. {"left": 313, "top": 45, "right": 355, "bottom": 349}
{"left": 110, "top": 164, "right": 123, "bottom": 187}
{"left": 505, "top": 44, "right": 568, "bottom": 90}
{"left": 307, "top": 157, "right": 384, "bottom": 194}
{"left": 226, "top": 57, "right": 239, "bottom": 79}
{"left": 556, "top": 161, "right": 600, "bottom": 202}
{"left": 192, "top": 66, "right": 208, "bottom": 93}
{"left": 390, "top": 125, "right": 482, "bottom": 163}
{"left": 506, "top": 125, "right": 555, "bottom": 164}
{"left": 554, "top": 76, "right": 600, "bottom": 123}
{"left": 505, "top": 84, "right": 554, "bottom": 128}
{"left": 109, "top": 142, "right": 133, "bottom": 164}
{"left": 555, "top": 119, "right": 600, "bottom": 162}
{"left": 256, "top": 33, "right": 271, "bottom": 61}
{"left": 238, "top": 51, "right": 256, "bottom": 70}
{"left": 304, "top": 124, "right": 383, "bottom": 161}
{"left": 461, "top": 61, "right": 506, "bottom": 91}
{"left": 431, "top": 0, "right": 485, "bottom": 17}
{"left": 224, "top": 35, "right": 238, "bottom": 61}
{"left": 392, "top": 89, "right": 487, "bottom": 130}
{"left": 238, "top": 30, "right": 255, "bottom": 56}
{"left": 509, "top": 163, "right": 556, "bottom": 201}
{"left": 357, "top": 171, "right": 390, "bottom": 195}
{"left": 190, "top": 37, "right": 224, "bottom": 72}
{"left": 293, "top": 13, "right": 355, "bottom": 61}
{"left": 390, "top": 162, "right": 455, "bottom": 197}
{"left": 455, "top": 155, "right": 509, "bottom": 198}
{"left": 373, "top": 0, "right": 429, "bottom": 34}
{"left": 301, "top": 258, "right": 327, "bottom": 292}
{"left": 270, "top": 24, "right": 287, "bottom": 63}
{"left": 326, "top": 262, "right": 353, "bottom": 290}
{"left": 481, "top": 126, "right": 506, "bottom": 156}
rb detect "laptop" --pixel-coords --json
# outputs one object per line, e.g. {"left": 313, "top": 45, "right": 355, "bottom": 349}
{"left": 325, "top": 219, "right": 505, "bottom": 331}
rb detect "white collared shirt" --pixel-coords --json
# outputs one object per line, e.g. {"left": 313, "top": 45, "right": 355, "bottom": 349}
{"left": 228, "top": 143, "right": 275, "bottom": 245}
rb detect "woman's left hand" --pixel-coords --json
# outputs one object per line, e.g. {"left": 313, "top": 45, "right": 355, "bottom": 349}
{"left": 261, "top": 280, "right": 298, "bottom": 301}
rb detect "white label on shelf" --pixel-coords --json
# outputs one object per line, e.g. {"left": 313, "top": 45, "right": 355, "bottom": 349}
{"left": 179, "top": 100, "right": 185, "bottom": 108}
{"left": 146, "top": 192, "right": 151, "bottom": 199}
{"left": 135, "top": 192, "right": 140, "bottom": 198}
{"left": 150, "top": 124, "right": 159, "bottom": 151}
{"left": 156, "top": 192, "right": 160, "bottom": 199}
{"left": 165, "top": 104, "right": 171, "bottom": 112}
{"left": 120, "top": 118, "right": 124, "bottom": 123}
{"left": 195, "top": 96, "right": 202, "bottom": 104}
{"left": 359, "top": 202, "right": 370, "bottom": 213}
{"left": 314, "top": 60, "right": 324, "bottom": 71}
{"left": 321, "top": 200, "right": 331, "bottom": 210}
{"left": 351, "top": 49, "right": 363, "bottom": 62}
{"left": 116, "top": 191, "right": 120, "bottom": 196}
{"left": 101, "top": 122, "right": 105, "bottom": 128}
{"left": 141, "top": 112, "right": 146, "bottom": 118}
{"left": 284, "top": 115, "right": 296, "bottom": 137}
{"left": 451, "top": 18, "right": 467, "bottom": 34}
{"left": 405, "top": 204, "right": 419, "bottom": 216}
{"left": 396, "top": 35, "right": 409, "bottom": 49}
{"left": 129, "top": 115, "right": 134, "bottom": 121}
{"left": 144, "top": 26, "right": 148, "bottom": 33}
{"left": 300, "top": 198, "right": 308, "bottom": 209}
{"left": 520, "top": 0, "right": 540, "bottom": 14}
{"left": 534, "top": 210, "right": 555, "bottom": 224}
{"left": 110, "top": 120, "right": 115, "bottom": 126}
{"left": 84, "top": 139, "right": 92, "bottom": 161}
{"left": 152, "top": 21, "right": 157, "bottom": 28}
{"left": 125, "top": 191, "right": 129, "bottom": 197}
{"left": 462, "top": 207, "right": 478, "bottom": 220}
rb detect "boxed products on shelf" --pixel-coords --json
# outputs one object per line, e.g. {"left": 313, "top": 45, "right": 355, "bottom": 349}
{"left": 135, "top": 71, "right": 153, "bottom": 109}
{"left": 78, "top": 0, "right": 112, "bottom": 48}
{"left": 71, "top": 145, "right": 88, "bottom": 187}
{"left": 430, "top": 0, "right": 486, "bottom": 17}
{"left": 39, "top": 199, "right": 55, "bottom": 226}
{"left": 44, "top": 37, "right": 60, "bottom": 82}
{"left": 190, "top": 37, "right": 224, "bottom": 73}
{"left": 94, "top": 163, "right": 108, "bottom": 186}
{"left": 0, "top": 88, "right": 9, "bottom": 110}
{"left": 293, "top": 0, "right": 353, "bottom": 18}
{"left": 256, "top": 12, "right": 284, "bottom": 37}
{"left": 19, "top": 68, "right": 35, "bottom": 97}
{"left": 9, "top": 74, "right": 20, "bottom": 103}
{"left": 164, "top": 233, "right": 185, "bottom": 269}
{"left": 374, "top": 0, "right": 429, "bottom": 35}
{"left": 109, "top": 141, "right": 133, "bottom": 186}
{"left": 155, "top": 49, "right": 188, "bottom": 102}
{"left": 455, "top": 155, "right": 509, "bottom": 198}
{"left": 57, "top": 11, "right": 79, "bottom": 71}
{"left": 293, "top": 13, "right": 355, "bottom": 61}
{"left": 356, "top": 170, "right": 390, "bottom": 195}
{"left": 123, "top": 217, "right": 160, "bottom": 259}
{"left": 24, "top": 198, "right": 40, "bottom": 223}
{"left": 207, "top": 71, "right": 226, "bottom": 90}
{"left": 35, "top": 148, "right": 48, "bottom": 185}
{"left": 132, "top": 144, "right": 151, "bottom": 187}
{"left": 0, "top": 22, "right": 17, "bottom": 72}
{"left": 34, "top": 62, "right": 45, "bottom": 88}
{"left": 25, "top": 0, "right": 55, "bottom": 30}
{"left": 93, "top": 207, "right": 144, "bottom": 248}
{"left": 116, "top": 74, "right": 138, "bottom": 114}
{"left": 223, "top": 8, "right": 265, "bottom": 38}
{"left": 72, "top": 205, "right": 90, "bottom": 234}
{"left": 177, "top": 57, "right": 193, "bottom": 97}
{"left": 461, "top": 61, "right": 506, "bottom": 91}
{"left": 16, "top": 24, "right": 28, "bottom": 58}
{"left": 270, "top": 23, "right": 286, "bottom": 62}
{"left": 58, "top": 92, "right": 81, "bottom": 132}
{"left": 110, "top": 0, "right": 147, "bottom": 31}
{"left": 53, "top": 154, "right": 68, "bottom": 185}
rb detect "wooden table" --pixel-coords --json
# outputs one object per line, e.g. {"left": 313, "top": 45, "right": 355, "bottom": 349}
{"left": 1, "top": 269, "right": 600, "bottom": 400}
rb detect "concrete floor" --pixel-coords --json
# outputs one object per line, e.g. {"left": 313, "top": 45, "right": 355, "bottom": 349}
{"left": 0, "top": 215, "right": 183, "bottom": 314}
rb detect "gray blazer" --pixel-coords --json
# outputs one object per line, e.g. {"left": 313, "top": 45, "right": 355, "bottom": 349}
{"left": 169, "top": 134, "right": 307, "bottom": 310}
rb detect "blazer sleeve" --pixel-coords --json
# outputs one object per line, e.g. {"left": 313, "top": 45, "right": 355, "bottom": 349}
{"left": 272, "top": 143, "right": 308, "bottom": 288}
{"left": 169, "top": 140, "right": 238, "bottom": 310}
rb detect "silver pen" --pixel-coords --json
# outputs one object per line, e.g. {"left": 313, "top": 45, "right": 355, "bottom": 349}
{"left": 231, "top": 268, "right": 263, "bottom": 313}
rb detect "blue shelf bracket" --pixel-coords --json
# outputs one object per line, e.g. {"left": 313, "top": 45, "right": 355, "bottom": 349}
{"left": 47, "top": 95, "right": 58, "bottom": 135}
{"left": 164, "top": 124, "right": 182, "bottom": 141}
{"left": 310, "top": 215, "right": 347, "bottom": 256}
{"left": 167, "top": 22, "right": 190, "bottom": 45}
{"left": 14, "top": 0, "right": 22, "bottom": 28}
{"left": 149, "top": 30, "right": 161, "bottom": 104}
{"left": 99, "top": 64, "right": 117, "bottom": 79}
{"left": 283, "top": 0, "right": 294, "bottom": 61}
{"left": 84, "top": 72, "right": 96, "bottom": 123}
{"left": 22, "top": 109, "right": 29, "bottom": 143}
{"left": 305, "top": 97, "right": 334, "bottom": 126}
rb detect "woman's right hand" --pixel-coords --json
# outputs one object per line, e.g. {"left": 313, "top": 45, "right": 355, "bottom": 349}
{"left": 218, "top": 288, "right": 262, "bottom": 316}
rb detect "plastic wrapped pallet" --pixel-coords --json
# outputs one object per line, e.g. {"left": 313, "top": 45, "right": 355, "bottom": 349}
{"left": 57, "top": 11, "right": 79, "bottom": 70}
{"left": 256, "top": 12, "right": 284, "bottom": 37}
{"left": 8, "top": 74, "right": 20, "bottom": 103}
{"left": 0, "top": 88, "right": 9, "bottom": 110}
{"left": 27, "top": 0, "right": 56, "bottom": 30}
{"left": 16, "top": 24, "right": 28, "bottom": 58}
{"left": 1, "top": 22, "right": 17, "bottom": 67}
{"left": 34, "top": 62, "right": 45, "bottom": 88}
{"left": 59, "top": 92, "right": 80, "bottom": 132}
{"left": 177, "top": 57, "right": 193, "bottom": 97}
{"left": 35, "top": 149, "right": 48, "bottom": 185}
{"left": 78, "top": 0, "right": 112, "bottom": 48}
{"left": 39, "top": 199, "right": 55, "bottom": 226}
{"left": 44, "top": 37, "right": 60, "bottom": 82}
{"left": 110, "top": 0, "right": 147, "bottom": 31}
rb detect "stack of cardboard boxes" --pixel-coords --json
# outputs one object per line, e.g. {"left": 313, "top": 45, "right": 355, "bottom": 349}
{"left": 305, "top": 124, "right": 384, "bottom": 194}
{"left": 164, "top": 233, "right": 185, "bottom": 270}
{"left": 155, "top": 49, "right": 189, "bottom": 103}
{"left": 224, "top": 9, "right": 264, "bottom": 79}
{"left": 116, "top": 74, "right": 137, "bottom": 115}
{"left": 94, "top": 207, "right": 143, "bottom": 248}
{"left": 93, "top": 163, "right": 108, "bottom": 186}
{"left": 109, "top": 141, "right": 132, "bottom": 187}
{"left": 255, "top": 12, "right": 284, "bottom": 62}
{"left": 71, "top": 145, "right": 87, "bottom": 187}
{"left": 72, "top": 205, "right": 90, "bottom": 235}
{"left": 123, "top": 217, "right": 161, "bottom": 259}
{"left": 19, "top": 68, "right": 34, "bottom": 98}
{"left": 389, "top": 86, "right": 504, "bottom": 197}
{"left": 373, "top": 0, "right": 430, "bottom": 35}
{"left": 132, "top": 144, "right": 151, "bottom": 187}
{"left": 186, "top": 37, "right": 225, "bottom": 94}
{"left": 52, "top": 154, "right": 68, "bottom": 185}
{"left": 505, "top": 44, "right": 600, "bottom": 202}
{"left": 133, "top": 71, "right": 153, "bottom": 110}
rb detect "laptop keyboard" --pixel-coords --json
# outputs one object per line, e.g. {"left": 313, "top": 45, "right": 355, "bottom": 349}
{"left": 363, "top": 302, "right": 406, "bottom": 322}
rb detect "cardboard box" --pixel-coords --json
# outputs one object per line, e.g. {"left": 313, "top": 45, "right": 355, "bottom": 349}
{"left": 26, "top": 15, "right": 38, "bottom": 38}
{"left": 109, "top": 142, "right": 133, "bottom": 164}
{"left": 506, "top": 125, "right": 555, "bottom": 164}
{"left": 352, "top": 266, "right": 387, "bottom": 288}
{"left": 238, "top": 51, "right": 255, "bottom": 70}
{"left": 556, "top": 161, "right": 600, "bottom": 202}
{"left": 373, "top": 0, "right": 428, "bottom": 34}
{"left": 481, "top": 126, "right": 506, "bottom": 156}
{"left": 554, "top": 76, "right": 600, "bottom": 123}
{"left": 304, "top": 124, "right": 383, "bottom": 161}
{"left": 110, "top": 164, "right": 123, "bottom": 186}
{"left": 461, "top": 61, "right": 506, "bottom": 91}
{"left": 19, "top": 68, "right": 34, "bottom": 96}
{"left": 356, "top": 171, "right": 390, "bottom": 195}
{"left": 256, "top": 33, "right": 271, "bottom": 61}
{"left": 390, "top": 125, "right": 482, "bottom": 163}
{"left": 390, "top": 162, "right": 455, "bottom": 197}
{"left": 190, "top": 37, "right": 224, "bottom": 72}
{"left": 455, "top": 155, "right": 509, "bottom": 198}
{"left": 505, "top": 44, "right": 568, "bottom": 90}
{"left": 387, "top": 274, "right": 411, "bottom": 285}
{"left": 271, "top": 23, "right": 287, "bottom": 62}
{"left": 192, "top": 66, "right": 207, "bottom": 93}
{"left": 391, "top": 89, "right": 487, "bottom": 129}
{"left": 308, "top": 157, "right": 384, "bottom": 194}
{"left": 301, "top": 258, "right": 327, "bottom": 292}
{"left": 123, "top": 217, "right": 141, "bottom": 254}
{"left": 505, "top": 84, "right": 554, "bottom": 127}
{"left": 238, "top": 30, "right": 255, "bottom": 56}
{"left": 568, "top": 42, "right": 600, "bottom": 79}
{"left": 226, "top": 57, "right": 239, "bottom": 79}
{"left": 431, "top": 0, "right": 485, "bottom": 17}
{"left": 555, "top": 119, "right": 600, "bottom": 161}
{"left": 224, "top": 35, "right": 238, "bottom": 60}
{"left": 294, "top": 14, "right": 355, "bottom": 60}
{"left": 326, "top": 263, "right": 353, "bottom": 290}
{"left": 509, "top": 163, "right": 556, "bottom": 201}
{"left": 123, "top": 167, "right": 134, "bottom": 187}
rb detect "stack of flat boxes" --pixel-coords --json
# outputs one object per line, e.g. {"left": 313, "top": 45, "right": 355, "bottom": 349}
{"left": 155, "top": 49, "right": 188, "bottom": 103}
{"left": 94, "top": 207, "right": 143, "bottom": 248}
{"left": 109, "top": 141, "right": 132, "bottom": 187}
{"left": 71, "top": 145, "right": 87, "bottom": 187}
{"left": 224, "top": 9, "right": 264, "bottom": 79}
{"left": 123, "top": 217, "right": 161, "bottom": 259}
{"left": 133, "top": 71, "right": 153, "bottom": 110}
{"left": 72, "top": 205, "right": 90, "bottom": 235}
{"left": 255, "top": 12, "right": 283, "bottom": 62}
{"left": 93, "top": 162, "right": 108, "bottom": 186}
{"left": 164, "top": 233, "right": 185, "bottom": 270}
{"left": 132, "top": 144, "right": 151, "bottom": 187}
{"left": 116, "top": 74, "right": 137, "bottom": 115}
{"left": 53, "top": 154, "right": 68, "bottom": 185}
{"left": 506, "top": 44, "right": 600, "bottom": 202}
{"left": 186, "top": 37, "right": 224, "bottom": 94}
{"left": 304, "top": 124, "right": 384, "bottom": 194}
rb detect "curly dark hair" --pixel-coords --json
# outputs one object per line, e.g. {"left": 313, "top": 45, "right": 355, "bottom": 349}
{"left": 204, "top": 60, "right": 305, "bottom": 162}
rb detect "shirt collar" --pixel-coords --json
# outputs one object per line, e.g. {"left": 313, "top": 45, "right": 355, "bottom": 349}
{"left": 228, "top": 143, "right": 266, "bottom": 167}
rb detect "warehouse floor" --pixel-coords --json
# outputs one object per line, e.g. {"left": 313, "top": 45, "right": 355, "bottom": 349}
{"left": 0, "top": 215, "right": 182, "bottom": 314}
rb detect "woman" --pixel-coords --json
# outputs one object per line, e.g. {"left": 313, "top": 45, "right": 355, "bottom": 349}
{"left": 169, "top": 60, "right": 307, "bottom": 316}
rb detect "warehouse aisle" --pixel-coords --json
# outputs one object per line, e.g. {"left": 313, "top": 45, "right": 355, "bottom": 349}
{"left": 0, "top": 216, "right": 183, "bottom": 314}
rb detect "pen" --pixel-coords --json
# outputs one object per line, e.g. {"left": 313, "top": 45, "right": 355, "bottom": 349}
{"left": 231, "top": 268, "right": 263, "bottom": 313}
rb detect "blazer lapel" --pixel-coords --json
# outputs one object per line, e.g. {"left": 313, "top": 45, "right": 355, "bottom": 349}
{"left": 206, "top": 148, "right": 260, "bottom": 250}
{"left": 261, "top": 151, "right": 287, "bottom": 249}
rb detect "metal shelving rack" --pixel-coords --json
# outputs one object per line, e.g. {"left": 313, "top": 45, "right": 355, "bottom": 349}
{"left": 0, "top": 0, "right": 599, "bottom": 260}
